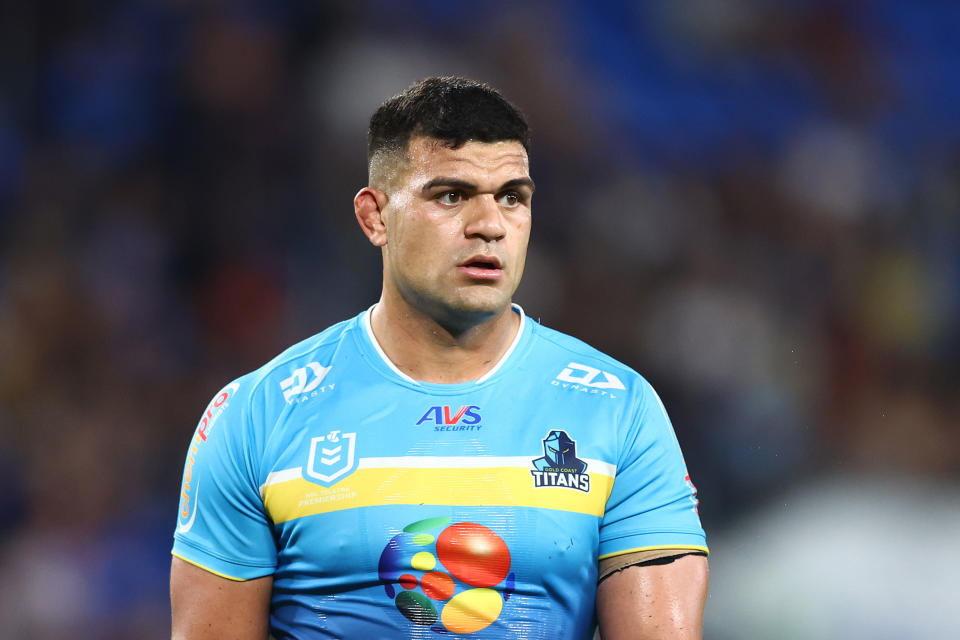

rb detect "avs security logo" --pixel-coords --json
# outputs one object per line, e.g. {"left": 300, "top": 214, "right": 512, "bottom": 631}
{"left": 416, "top": 405, "right": 482, "bottom": 432}
{"left": 178, "top": 382, "right": 241, "bottom": 534}
{"left": 281, "top": 362, "right": 333, "bottom": 403}
{"left": 551, "top": 362, "right": 625, "bottom": 399}
{"left": 530, "top": 430, "right": 590, "bottom": 492}
{"left": 379, "top": 517, "right": 515, "bottom": 635}
{"left": 304, "top": 429, "right": 357, "bottom": 487}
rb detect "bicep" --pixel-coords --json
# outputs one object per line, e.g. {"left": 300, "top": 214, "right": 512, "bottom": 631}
{"left": 595, "top": 554, "right": 708, "bottom": 640}
{"left": 171, "top": 556, "right": 273, "bottom": 640}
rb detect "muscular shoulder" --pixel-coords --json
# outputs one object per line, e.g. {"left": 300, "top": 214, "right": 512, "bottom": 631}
{"left": 237, "top": 313, "right": 361, "bottom": 406}
{"left": 527, "top": 318, "right": 652, "bottom": 401}
{"left": 195, "top": 313, "right": 365, "bottom": 457}
{"left": 186, "top": 314, "right": 360, "bottom": 472}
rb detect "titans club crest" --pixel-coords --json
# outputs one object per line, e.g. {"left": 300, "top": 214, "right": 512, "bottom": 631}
{"left": 530, "top": 430, "right": 590, "bottom": 493}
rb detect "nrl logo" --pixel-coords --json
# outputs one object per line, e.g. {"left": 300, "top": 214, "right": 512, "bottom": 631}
{"left": 306, "top": 430, "right": 357, "bottom": 487}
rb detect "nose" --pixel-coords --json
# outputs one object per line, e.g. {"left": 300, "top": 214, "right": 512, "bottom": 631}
{"left": 464, "top": 194, "right": 506, "bottom": 241}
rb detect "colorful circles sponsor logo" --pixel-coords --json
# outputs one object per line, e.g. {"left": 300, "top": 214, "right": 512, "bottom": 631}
{"left": 379, "top": 517, "right": 515, "bottom": 634}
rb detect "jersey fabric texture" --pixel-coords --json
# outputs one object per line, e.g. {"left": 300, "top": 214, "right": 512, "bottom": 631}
{"left": 172, "top": 305, "right": 707, "bottom": 639}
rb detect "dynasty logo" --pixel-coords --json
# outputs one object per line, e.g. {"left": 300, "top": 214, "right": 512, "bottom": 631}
{"left": 281, "top": 362, "right": 333, "bottom": 404}
{"left": 530, "top": 430, "right": 590, "bottom": 492}
{"left": 550, "top": 363, "right": 624, "bottom": 399}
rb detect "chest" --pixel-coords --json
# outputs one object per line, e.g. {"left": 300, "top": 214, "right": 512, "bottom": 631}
{"left": 260, "top": 382, "right": 620, "bottom": 637}
{"left": 260, "top": 382, "right": 622, "bottom": 525}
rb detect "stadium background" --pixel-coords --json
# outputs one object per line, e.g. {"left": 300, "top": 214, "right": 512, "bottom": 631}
{"left": 1, "top": 1, "right": 958, "bottom": 637}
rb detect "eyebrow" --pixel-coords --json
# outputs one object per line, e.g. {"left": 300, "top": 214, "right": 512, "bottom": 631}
{"left": 420, "top": 176, "right": 536, "bottom": 195}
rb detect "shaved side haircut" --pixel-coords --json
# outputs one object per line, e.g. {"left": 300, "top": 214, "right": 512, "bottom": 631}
{"left": 367, "top": 76, "right": 530, "bottom": 190}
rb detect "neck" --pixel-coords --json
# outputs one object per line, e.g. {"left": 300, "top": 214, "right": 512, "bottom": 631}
{"left": 369, "top": 293, "right": 520, "bottom": 384}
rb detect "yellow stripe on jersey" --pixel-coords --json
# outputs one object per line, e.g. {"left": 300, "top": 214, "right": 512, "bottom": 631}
{"left": 263, "top": 466, "right": 614, "bottom": 524}
{"left": 598, "top": 544, "right": 710, "bottom": 561}
{"left": 171, "top": 551, "right": 246, "bottom": 581}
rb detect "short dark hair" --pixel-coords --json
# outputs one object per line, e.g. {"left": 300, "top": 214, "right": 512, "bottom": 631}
{"left": 367, "top": 76, "right": 529, "bottom": 188}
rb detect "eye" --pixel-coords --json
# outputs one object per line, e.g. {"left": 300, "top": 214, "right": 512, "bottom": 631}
{"left": 498, "top": 192, "right": 521, "bottom": 207}
{"left": 437, "top": 191, "right": 464, "bottom": 205}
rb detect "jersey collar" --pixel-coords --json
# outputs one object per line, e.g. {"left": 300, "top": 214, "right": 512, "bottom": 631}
{"left": 361, "top": 303, "right": 527, "bottom": 386}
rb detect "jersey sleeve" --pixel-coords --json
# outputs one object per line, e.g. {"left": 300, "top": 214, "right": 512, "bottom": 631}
{"left": 598, "top": 378, "right": 707, "bottom": 560}
{"left": 171, "top": 378, "right": 277, "bottom": 580}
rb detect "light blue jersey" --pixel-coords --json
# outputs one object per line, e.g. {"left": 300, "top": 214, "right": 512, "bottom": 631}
{"left": 172, "top": 306, "right": 706, "bottom": 639}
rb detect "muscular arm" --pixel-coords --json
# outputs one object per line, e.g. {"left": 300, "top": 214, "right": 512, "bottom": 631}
{"left": 170, "top": 556, "right": 273, "bottom": 640}
{"left": 596, "top": 554, "right": 708, "bottom": 640}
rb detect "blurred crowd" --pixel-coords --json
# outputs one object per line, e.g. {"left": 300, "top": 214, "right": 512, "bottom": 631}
{"left": 0, "top": 1, "right": 958, "bottom": 637}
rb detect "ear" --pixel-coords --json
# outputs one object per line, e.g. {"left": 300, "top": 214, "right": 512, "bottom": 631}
{"left": 354, "top": 187, "right": 388, "bottom": 247}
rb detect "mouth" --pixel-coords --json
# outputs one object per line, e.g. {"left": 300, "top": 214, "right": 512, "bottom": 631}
{"left": 458, "top": 255, "right": 503, "bottom": 280}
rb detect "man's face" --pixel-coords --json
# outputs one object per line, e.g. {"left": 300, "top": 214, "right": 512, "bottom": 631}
{"left": 379, "top": 137, "right": 533, "bottom": 326}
